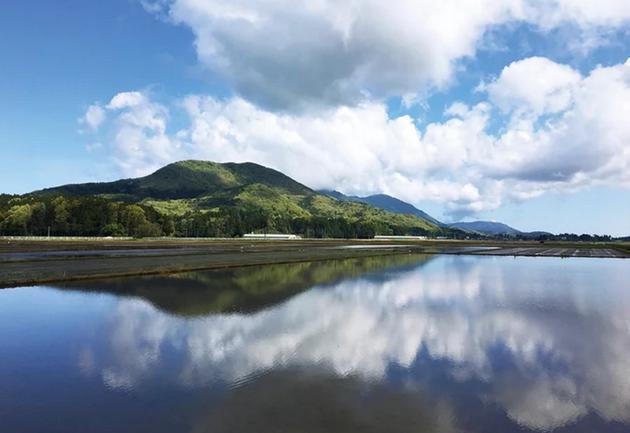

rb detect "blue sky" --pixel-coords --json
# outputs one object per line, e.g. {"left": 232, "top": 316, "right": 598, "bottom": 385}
{"left": 1, "top": 1, "right": 629, "bottom": 235}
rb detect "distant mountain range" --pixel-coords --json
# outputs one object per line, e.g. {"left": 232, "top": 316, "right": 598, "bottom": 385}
{"left": 447, "top": 221, "right": 553, "bottom": 238}
{"left": 0, "top": 159, "right": 555, "bottom": 239}
{"left": 447, "top": 220, "right": 522, "bottom": 235}
{"left": 319, "top": 190, "right": 443, "bottom": 226}
{"left": 318, "top": 190, "right": 551, "bottom": 237}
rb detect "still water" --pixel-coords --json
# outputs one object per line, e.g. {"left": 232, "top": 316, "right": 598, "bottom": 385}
{"left": 1, "top": 254, "right": 630, "bottom": 433}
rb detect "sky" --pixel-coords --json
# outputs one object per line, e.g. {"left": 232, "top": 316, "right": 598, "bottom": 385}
{"left": 1, "top": 0, "right": 629, "bottom": 235}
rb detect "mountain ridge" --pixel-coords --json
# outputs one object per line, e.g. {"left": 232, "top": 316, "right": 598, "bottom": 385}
{"left": 38, "top": 160, "right": 314, "bottom": 200}
{"left": 10, "top": 160, "right": 450, "bottom": 238}
{"left": 319, "top": 190, "right": 443, "bottom": 226}
{"left": 447, "top": 220, "right": 522, "bottom": 235}
{"left": 447, "top": 220, "right": 554, "bottom": 238}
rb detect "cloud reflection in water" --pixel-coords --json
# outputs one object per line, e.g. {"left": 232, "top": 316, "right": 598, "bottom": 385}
{"left": 83, "top": 256, "right": 630, "bottom": 431}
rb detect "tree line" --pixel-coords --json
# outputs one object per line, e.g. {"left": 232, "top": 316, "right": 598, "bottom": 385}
{"left": 0, "top": 195, "right": 166, "bottom": 237}
{"left": 1, "top": 194, "right": 622, "bottom": 241}
{"left": 0, "top": 194, "right": 434, "bottom": 239}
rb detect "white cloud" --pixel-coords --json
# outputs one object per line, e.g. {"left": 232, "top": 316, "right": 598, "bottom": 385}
{"left": 483, "top": 58, "right": 630, "bottom": 184}
{"left": 484, "top": 56, "right": 582, "bottom": 116}
{"left": 83, "top": 57, "right": 630, "bottom": 216}
{"left": 85, "top": 91, "right": 183, "bottom": 177}
{"left": 107, "top": 91, "right": 147, "bottom": 110}
{"left": 160, "top": 0, "right": 517, "bottom": 109}
{"left": 82, "top": 104, "right": 106, "bottom": 131}
{"left": 141, "top": 0, "right": 630, "bottom": 110}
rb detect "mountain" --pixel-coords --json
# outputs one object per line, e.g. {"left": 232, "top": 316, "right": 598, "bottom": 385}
{"left": 16, "top": 160, "right": 448, "bottom": 238}
{"left": 447, "top": 221, "right": 521, "bottom": 236}
{"left": 39, "top": 160, "right": 312, "bottom": 200}
{"left": 524, "top": 231, "right": 554, "bottom": 238}
{"left": 319, "top": 190, "right": 443, "bottom": 226}
{"left": 318, "top": 190, "right": 556, "bottom": 239}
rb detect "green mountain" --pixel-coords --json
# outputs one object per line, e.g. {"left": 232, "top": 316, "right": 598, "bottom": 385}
{"left": 39, "top": 160, "right": 312, "bottom": 200}
{"left": 2, "top": 160, "right": 452, "bottom": 238}
{"left": 320, "top": 190, "right": 444, "bottom": 226}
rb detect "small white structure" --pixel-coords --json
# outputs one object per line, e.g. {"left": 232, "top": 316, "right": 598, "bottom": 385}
{"left": 243, "top": 233, "right": 302, "bottom": 240}
{"left": 374, "top": 235, "right": 427, "bottom": 241}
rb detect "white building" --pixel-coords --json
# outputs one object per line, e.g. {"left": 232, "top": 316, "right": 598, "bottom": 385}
{"left": 243, "top": 233, "right": 302, "bottom": 240}
{"left": 373, "top": 235, "right": 427, "bottom": 241}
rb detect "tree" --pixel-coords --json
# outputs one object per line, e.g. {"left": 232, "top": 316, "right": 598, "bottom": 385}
{"left": 100, "top": 223, "right": 127, "bottom": 237}
{"left": 161, "top": 217, "right": 176, "bottom": 237}
{"left": 1, "top": 204, "right": 33, "bottom": 235}
{"left": 29, "top": 202, "right": 47, "bottom": 235}
{"left": 52, "top": 197, "right": 69, "bottom": 233}
{"left": 136, "top": 222, "right": 163, "bottom": 238}
{"left": 121, "top": 205, "right": 149, "bottom": 237}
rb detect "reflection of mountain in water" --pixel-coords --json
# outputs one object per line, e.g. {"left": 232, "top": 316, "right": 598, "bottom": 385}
{"left": 81, "top": 256, "right": 630, "bottom": 432}
{"left": 58, "top": 254, "right": 434, "bottom": 315}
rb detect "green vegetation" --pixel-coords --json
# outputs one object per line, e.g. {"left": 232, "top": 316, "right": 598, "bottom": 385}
{"left": 1, "top": 160, "right": 452, "bottom": 238}
{"left": 0, "top": 195, "right": 166, "bottom": 237}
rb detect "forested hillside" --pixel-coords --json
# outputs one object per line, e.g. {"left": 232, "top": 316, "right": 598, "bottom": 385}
{"left": 0, "top": 161, "right": 452, "bottom": 238}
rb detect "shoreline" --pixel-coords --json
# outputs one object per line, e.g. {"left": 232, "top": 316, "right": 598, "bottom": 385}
{"left": 1, "top": 238, "right": 628, "bottom": 288}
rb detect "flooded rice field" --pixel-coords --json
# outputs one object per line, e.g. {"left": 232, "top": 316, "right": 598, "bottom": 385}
{"left": 1, "top": 254, "right": 629, "bottom": 432}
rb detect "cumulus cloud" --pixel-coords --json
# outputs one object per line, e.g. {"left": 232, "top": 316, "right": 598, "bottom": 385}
{"left": 85, "top": 91, "right": 183, "bottom": 177}
{"left": 483, "top": 56, "right": 582, "bottom": 116}
{"left": 82, "top": 256, "right": 630, "bottom": 430}
{"left": 82, "top": 57, "right": 630, "bottom": 216}
{"left": 140, "top": 0, "right": 630, "bottom": 109}
{"left": 81, "top": 104, "right": 106, "bottom": 131}
{"left": 483, "top": 57, "right": 630, "bottom": 184}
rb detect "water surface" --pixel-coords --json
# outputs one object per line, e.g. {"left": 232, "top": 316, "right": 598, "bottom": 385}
{"left": 1, "top": 255, "right": 629, "bottom": 432}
